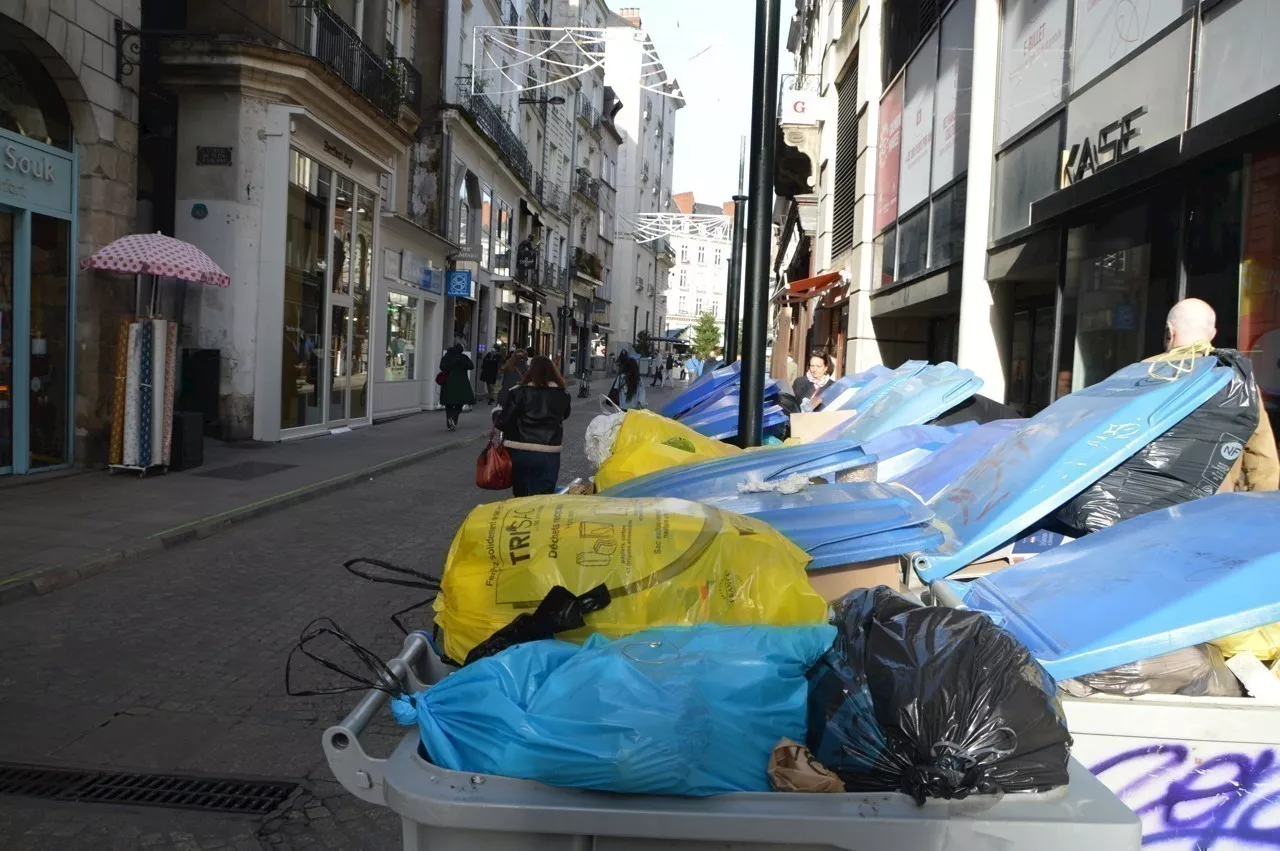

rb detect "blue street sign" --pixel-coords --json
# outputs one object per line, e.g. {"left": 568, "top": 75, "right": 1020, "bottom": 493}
{"left": 446, "top": 270, "right": 473, "bottom": 299}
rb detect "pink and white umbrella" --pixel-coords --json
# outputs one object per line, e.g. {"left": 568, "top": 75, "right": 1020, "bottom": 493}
{"left": 80, "top": 233, "right": 230, "bottom": 287}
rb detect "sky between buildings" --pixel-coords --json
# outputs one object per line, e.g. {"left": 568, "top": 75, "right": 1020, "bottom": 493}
{"left": 628, "top": 0, "right": 766, "bottom": 205}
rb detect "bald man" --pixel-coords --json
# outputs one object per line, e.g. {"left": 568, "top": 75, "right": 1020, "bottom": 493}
{"left": 1155, "top": 298, "right": 1277, "bottom": 493}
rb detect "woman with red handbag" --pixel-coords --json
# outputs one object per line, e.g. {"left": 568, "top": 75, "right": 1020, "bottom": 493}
{"left": 491, "top": 356, "right": 572, "bottom": 496}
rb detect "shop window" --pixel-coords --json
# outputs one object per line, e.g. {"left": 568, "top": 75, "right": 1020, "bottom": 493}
{"left": 29, "top": 214, "right": 69, "bottom": 468}
{"left": 877, "top": 226, "right": 897, "bottom": 289}
{"left": 992, "top": 118, "right": 1062, "bottom": 240}
{"left": 0, "top": 48, "right": 72, "bottom": 150}
{"left": 1059, "top": 191, "right": 1180, "bottom": 395}
{"left": 929, "top": 180, "right": 966, "bottom": 268}
{"left": 385, "top": 292, "right": 419, "bottom": 381}
{"left": 1184, "top": 158, "right": 1243, "bottom": 351}
{"left": 480, "top": 184, "right": 493, "bottom": 270}
{"left": 282, "top": 150, "right": 331, "bottom": 429}
{"left": 897, "top": 207, "right": 930, "bottom": 279}
{"left": 351, "top": 188, "right": 375, "bottom": 420}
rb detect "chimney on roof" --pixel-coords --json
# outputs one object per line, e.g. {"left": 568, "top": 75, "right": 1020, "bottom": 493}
{"left": 673, "top": 192, "right": 695, "bottom": 214}
{"left": 723, "top": 200, "right": 736, "bottom": 217}
{"left": 619, "top": 7, "right": 643, "bottom": 27}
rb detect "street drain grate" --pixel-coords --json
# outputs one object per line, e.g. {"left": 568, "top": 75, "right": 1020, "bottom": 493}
{"left": 0, "top": 763, "right": 296, "bottom": 815}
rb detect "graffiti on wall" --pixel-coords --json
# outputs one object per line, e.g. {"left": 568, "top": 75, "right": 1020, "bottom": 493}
{"left": 1089, "top": 742, "right": 1280, "bottom": 848}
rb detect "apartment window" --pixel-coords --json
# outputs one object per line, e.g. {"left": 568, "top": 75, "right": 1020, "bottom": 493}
{"left": 695, "top": 297, "right": 703, "bottom": 314}
{"left": 458, "top": 179, "right": 473, "bottom": 245}
{"left": 697, "top": 245, "right": 705, "bottom": 264}
{"left": 480, "top": 184, "right": 492, "bottom": 269}
{"left": 679, "top": 270, "right": 687, "bottom": 288}
{"left": 390, "top": 0, "right": 413, "bottom": 60}
{"left": 714, "top": 248, "right": 722, "bottom": 266}
{"left": 831, "top": 60, "right": 858, "bottom": 258}
{"left": 679, "top": 295, "right": 688, "bottom": 313}
{"left": 680, "top": 245, "right": 689, "bottom": 262}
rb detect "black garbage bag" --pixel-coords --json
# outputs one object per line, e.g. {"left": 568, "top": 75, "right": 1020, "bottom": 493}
{"left": 464, "top": 583, "right": 611, "bottom": 666}
{"left": 1051, "top": 349, "right": 1260, "bottom": 535}
{"left": 931, "top": 394, "right": 1024, "bottom": 427}
{"left": 807, "top": 587, "right": 1072, "bottom": 804}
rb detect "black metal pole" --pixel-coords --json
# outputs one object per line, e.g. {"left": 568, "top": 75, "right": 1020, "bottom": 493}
{"left": 723, "top": 194, "right": 747, "bottom": 362}
{"left": 737, "top": 0, "right": 781, "bottom": 448}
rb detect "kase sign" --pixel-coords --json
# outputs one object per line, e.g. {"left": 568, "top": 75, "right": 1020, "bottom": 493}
{"left": 1061, "top": 106, "right": 1145, "bottom": 187}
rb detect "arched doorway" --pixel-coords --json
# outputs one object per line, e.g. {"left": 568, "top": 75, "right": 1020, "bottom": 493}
{"left": 0, "top": 27, "right": 78, "bottom": 474}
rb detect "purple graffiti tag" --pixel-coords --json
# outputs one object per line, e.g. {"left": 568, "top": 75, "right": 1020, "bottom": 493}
{"left": 1092, "top": 744, "right": 1280, "bottom": 849}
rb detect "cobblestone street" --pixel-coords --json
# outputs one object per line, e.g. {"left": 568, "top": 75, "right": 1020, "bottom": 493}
{"left": 0, "top": 391, "right": 630, "bottom": 850}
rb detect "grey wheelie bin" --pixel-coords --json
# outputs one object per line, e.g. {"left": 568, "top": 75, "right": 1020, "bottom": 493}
{"left": 323, "top": 632, "right": 1142, "bottom": 851}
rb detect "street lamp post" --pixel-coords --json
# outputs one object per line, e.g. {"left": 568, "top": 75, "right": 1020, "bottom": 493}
{"left": 724, "top": 194, "right": 747, "bottom": 362}
{"left": 737, "top": 0, "right": 781, "bottom": 448}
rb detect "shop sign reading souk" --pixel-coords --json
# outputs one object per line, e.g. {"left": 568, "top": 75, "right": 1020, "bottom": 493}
{"left": 0, "top": 129, "right": 74, "bottom": 215}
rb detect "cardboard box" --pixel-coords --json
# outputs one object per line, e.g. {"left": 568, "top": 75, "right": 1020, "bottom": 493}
{"left": 789, "top": 410, "right": 858, "bottom": 443}
{"left": 807, "top": 557, "right": 907, "bottom": 601}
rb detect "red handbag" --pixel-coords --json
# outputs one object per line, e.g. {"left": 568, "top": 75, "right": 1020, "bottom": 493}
{"left": 476, "top": 429, "right": 513, "bottom": 490}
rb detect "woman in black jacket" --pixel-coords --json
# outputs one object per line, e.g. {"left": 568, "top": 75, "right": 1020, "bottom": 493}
{"left": 493, "top": 356, "right": 572, "bottom": 496}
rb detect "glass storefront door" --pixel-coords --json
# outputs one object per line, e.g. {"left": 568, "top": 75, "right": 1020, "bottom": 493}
{"left": 282, "top": 150, "right": 376, "bottom": 433}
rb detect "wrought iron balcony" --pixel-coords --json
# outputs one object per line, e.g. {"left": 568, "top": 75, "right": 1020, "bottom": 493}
{"left": 291, "top": 1, "right": 407, "bottom": 119}
{"left": 576, "top": 94, "right": 600, "bottom": 131}
{"left": 544, "top": 262, "right": 567, "bottom": 292}
{"left": 396, "top": 56, "right": 422, "bottom": 113}
{"left": 574, "top": 168, "right": 600, "bottom": 206}
{"left": 780, "top": 73, "right": 822, "bottom": 94}
{"left": 454, "top": 77, "right": 534, "bottom": 188}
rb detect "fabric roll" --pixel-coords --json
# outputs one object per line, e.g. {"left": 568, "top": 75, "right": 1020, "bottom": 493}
{"left": 162, "top": 321, "right": 178, "bottom": 465}
{"left": 139, "top": 320, "right": 153, "bottom": 467}
{"left": 122, "top": 323, "right": 141, "bottom": 468}
{"left": 150, "top": 319, "right": 167, "bottom": 466}
{"left": 108, "top": 318, "right": 130, "bottom": 465}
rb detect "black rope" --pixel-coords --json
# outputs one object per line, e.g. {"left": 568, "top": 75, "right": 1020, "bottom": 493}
{"left": 285, "top": 617, "right": 406, "bottom": 697}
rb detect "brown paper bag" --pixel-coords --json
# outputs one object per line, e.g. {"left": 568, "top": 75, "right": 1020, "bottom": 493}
{"left": 767, "top": 738, "right": 845, "bottom": 793}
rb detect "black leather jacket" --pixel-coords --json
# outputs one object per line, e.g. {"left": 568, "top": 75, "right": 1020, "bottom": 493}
{"left": 494, "top": 385, "right": 572, "bottom": 449}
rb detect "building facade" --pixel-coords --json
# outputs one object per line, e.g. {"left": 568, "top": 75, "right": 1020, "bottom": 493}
{"left": 1, "top": 0, "right": 142, "bottom": 473}
{"left": 665, "top": 192, "right": 732, "bottom": 341}
{"left": 774, "top": 0, "right": 1280, "bottom": 428}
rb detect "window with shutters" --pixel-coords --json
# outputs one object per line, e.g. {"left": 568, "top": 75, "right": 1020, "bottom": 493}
{"left": 831, "top": 61, "right": 858, "bottom": 258}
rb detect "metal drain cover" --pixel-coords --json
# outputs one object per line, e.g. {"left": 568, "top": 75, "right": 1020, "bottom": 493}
{"left": 0, "top": 763, "right": 296, "bottom": 815}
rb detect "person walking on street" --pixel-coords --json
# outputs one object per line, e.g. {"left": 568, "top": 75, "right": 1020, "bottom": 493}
{"left": 664, "top": 353, "right": 676, "bottom": 388}
{"left": 650, "top": 358, "right": 664, "bottom": 387}
{"left": 791, "top": 351, "right": 834, "bottom": 409}
{"left": 498, "top": 349, "right": 529, "bottom": 406}
{"left": 493, "top": 356, "right": 572, "bottom": 496}
{"left": 479, "top": 347, "right": 503, "bottom": 404}
{"left": 611, "top": 357, "right": 647, "bottom": 410}
{"left": 439, "top": 344, "right": 475, "bottom": 431}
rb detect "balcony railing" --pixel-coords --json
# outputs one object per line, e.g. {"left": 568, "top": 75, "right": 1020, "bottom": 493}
{"left": 576, "top": 94, "right": 600, "bottom": 131}
{"left": 544, "top": 262, "right": 567, "bottom": 292}
{"left": 780, "top": 73, "right": 822, "bottom": 94}
{"left": 396, "top": 56, "right": 422, "bottom": 113}
{"left": 574, "top": 247, "right": 604, "bottom": 280}
{"left": 292, "top": 1, "right": 407, "bottom": 119}
{"left": 574, "top": 168, "right": 600, "bottom": 205}
{"left": 454, "top": 77, "right": 534, "bottom": 188}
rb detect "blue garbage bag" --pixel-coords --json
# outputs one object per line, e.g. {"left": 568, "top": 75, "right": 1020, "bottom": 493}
{"left": 392, "top": 623, "right": 837, "bottom": 796}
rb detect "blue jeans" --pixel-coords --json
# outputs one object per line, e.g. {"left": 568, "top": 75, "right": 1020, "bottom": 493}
{"left": 509, "top": 448, "right": 561, "bottom": 496}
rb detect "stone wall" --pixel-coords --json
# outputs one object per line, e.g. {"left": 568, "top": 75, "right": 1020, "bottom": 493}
{"left": 1, "top": 0, "right": 143, "bottom": 464}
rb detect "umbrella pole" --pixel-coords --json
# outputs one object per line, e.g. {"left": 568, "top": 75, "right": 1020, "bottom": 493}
{"left": 134, "top": 274, "right": 141, "bottom": 318}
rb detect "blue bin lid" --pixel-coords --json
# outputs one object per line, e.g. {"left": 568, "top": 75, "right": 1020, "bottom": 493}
{"left": 942, "top": 493, "right": 1280, "bottom": 681}
{"left": 660, "top": 361, "right": 742, "bottom": 418}
{"left": 890, "top": 420, "right": 1022, "bottom": 502}
{"left": 819, "top": 363, "right": 983, "bottom": 444}
{"left": 814, "top": 365, "right": 899, "bottom": 412}
{"left": 914, "top": 357, "right": 1234, "bottom": 581}
{"left": 600, "top": 441, "right": 872, "bottom": 500}
{"left": 806, "top": 522, "right": 946, "bottom": 570}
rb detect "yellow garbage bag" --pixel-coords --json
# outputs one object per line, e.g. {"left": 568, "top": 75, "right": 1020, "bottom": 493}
{"left": 433, "top": 495, "right": 826, "bottom": 663}
{"left": 594, "top": 410, "right": 740, "bottom": 491}
{"left": 1212, "top": 624, "right": 1280, "bottom": 662}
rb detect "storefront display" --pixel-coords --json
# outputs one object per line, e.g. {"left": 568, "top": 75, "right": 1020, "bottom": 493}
{"left": 385, "top": 292, "right": 419, "bottom": 381}
{"left": 280, "top": 149, "right": 376, "bottom": 433}
{"left": 0, "top": 126, "right": 76, "bottom": 476}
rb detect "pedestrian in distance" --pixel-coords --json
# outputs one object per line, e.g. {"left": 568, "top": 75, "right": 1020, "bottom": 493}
{"left": 498, "top": 349, "right": 529, "bottom": 406}
{"left": 492, "top": 356, "right": 572, "bottom": 496}
{"left": 650, "top": 358, "right": 664, "bottom": 387}
{"left": 613, "top": 357, "right": 647, "bottom": 410}
{"left": 664, "top": 352, "right": 677, "bottom": 388}
{"left": 479, "top": 346, "right": 503, "bottom": 404}
{"left": 439, "top": 344, "right": 475, "bottom": 431}
{"left": 791, "top": 351, "right": 834, "bottom": 409}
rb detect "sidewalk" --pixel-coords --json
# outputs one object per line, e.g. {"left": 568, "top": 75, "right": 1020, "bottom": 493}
{"left": 0, "top": 405, "right": 496, "bottom": 604}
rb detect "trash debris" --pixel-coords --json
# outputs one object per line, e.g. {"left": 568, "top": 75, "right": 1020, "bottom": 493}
{"left": 584, "top": 411, "right": 626, "bottom": 470}
{"left": 1224, "top": 651, "right": 1280, "bottom": 702}
{"left": 1051, "top": 349, "right": 1262, "bottom": 535}
{"left": 391, "top": 623, "right": 836, "bottom": 796}
{"left": 433, "top": 495, "right": 828, "bottom": 663}
{"left": 737, "top": 472, "right": 811, "bottom": 494}
{"left": 560, "top": 477, "right": 596, "bottom": 495}
{"left": 767, "top": 739, "right": 845, "bottom": 793}
{"left": 1213, "top": 622, "right": 1280, "bottom": 661}
{"left": 1060, "top": 644, "right": 1242, "bottom": 698}
{"left": 806, "top": 587, "right": 1071, "bottom": 804}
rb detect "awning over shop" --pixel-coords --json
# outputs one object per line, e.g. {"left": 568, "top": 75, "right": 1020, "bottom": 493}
{"left": 776, "top": 270, "right": 841, "bottom": 302}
